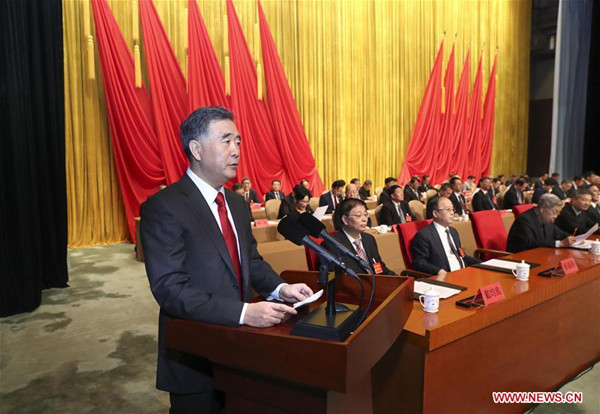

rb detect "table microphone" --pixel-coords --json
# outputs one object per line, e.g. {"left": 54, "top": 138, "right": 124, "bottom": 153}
{"left": 297, "top": 212, "right": 372, "bottom": 274}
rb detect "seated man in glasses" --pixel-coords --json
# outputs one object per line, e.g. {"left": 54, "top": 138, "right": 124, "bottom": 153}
{"left": 322, "top": 198, "right": 396, "bottom": 275}
{"left": 411, "top": 197, "right": 480, "bottom": 276}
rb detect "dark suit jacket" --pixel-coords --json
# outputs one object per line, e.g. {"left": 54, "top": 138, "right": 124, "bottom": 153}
{"left": 141, "top": 173, "right": 284, "bottom": 393}
{"left": 418, "top": 184, "right": 434, "bottom": 193}
{"left": 567, "top": 185, "right": 578, "bottom": 199}
{"left": 244, "top": 188, "right": 260, "bottom": 203}
{"left": 264, "top": 190, "right": 285, "bottom": 201}
{"left": 532, "top": 187, "right": 547, "bottom": 204}
{"left": 554, "top": 205, "right": 599, "bottom": 236}
{"left": 277, "top": 195, "right": 313, "bottom": 219}
{"left": 378, "top": 188, "right": 391, "bottom": 205}
{"left": 472, "top": 190, "right": 498, "bottom": 211}
{"left": 404, "top": 186, "right": 421, "bottom": 203}
{"left": 587, "top": 204, "right": 600, "bottom": 225}
{"left": 359, "top": 187, "right": 371, "bottom": 200}
{"left": 449, "top": 192, "right": 467, "bottom": 215}
{"left": 507, "top": 207, "right": 570, "bottom": 253}
{"left": 378, "top": 200, "right": 416, "bottom": 225}
{"left": 321, "top": 231, "right": 395, "bottom": 275}
{"left": 319, "top": 192, "right": 343, "bottom": 214}
{"left": 552, "top": 187, "right": 568, "bottom": 200}
{"left": 502, "top": 186, "right": 523, "bottom": 210}
{"left": 411, "top": 223, "right": 479, "bottom": 275}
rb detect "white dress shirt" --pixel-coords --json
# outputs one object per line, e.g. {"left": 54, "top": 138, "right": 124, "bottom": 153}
{"left": 433, "top": 221, "right": 462, "bottom": 271}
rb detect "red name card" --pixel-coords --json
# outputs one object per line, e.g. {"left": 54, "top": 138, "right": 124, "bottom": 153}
{"left": 254, "top": 219, "right": 269, "bottom": 227}
{"left": 553, "top": 257, "right": 579, "bottom": 276}
{"left": 472, "top": 282, "right": 505, "bottom": 306}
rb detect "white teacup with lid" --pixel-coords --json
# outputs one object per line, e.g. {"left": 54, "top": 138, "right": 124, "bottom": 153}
{"left": 589, "top": 239, "right": 600, "bottom": 255}
{"left": 512, "top": 260, "right": 530, "bottom": 281}
{"left": 419, "top": 288, "right": 440, "bottom": 313}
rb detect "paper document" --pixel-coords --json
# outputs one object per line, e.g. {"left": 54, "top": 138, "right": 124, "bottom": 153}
{"left": 414, "top": 281, "right": 461, "bottom": 299}
{"left": 569, "top": 240, "right": 593, "bottom": 250}
{"left": 312, "top": 206, "right": 329, "bottom": 221}
{"left": 572, "top": 224, "right": 598, "bottom": 244}
{"left": 480, "top": 259, "right": 519, "bottom": 271}
{"left": 293, "top": 289, "right": 324, "bottom": 308}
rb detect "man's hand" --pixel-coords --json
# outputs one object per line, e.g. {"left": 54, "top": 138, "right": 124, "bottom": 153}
{"left": 437, "top": 269, "right": 447, "bottom": 277}
{"left": 559, "top": 236, "right": 576, "bottom": 247}
{"left": 279, "top": 283, "right": 313, "bottom": 303}
{"left": 243, "top": 302, "right": 297, "bottom": 328}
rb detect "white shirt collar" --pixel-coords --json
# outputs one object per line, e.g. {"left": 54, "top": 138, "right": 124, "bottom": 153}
{"left": 186, "top": 167, "right": 224, "bottom": 203}
{"left": 433, "top": 221, "right": 449, "bottom": 233}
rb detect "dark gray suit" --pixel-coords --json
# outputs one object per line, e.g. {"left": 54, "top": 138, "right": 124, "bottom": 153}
{"left": 321, "top": 231, "right": 395, "bottom": 275}
{"left": 141, "top": 173, "right": 283, "bottom": 393}
{"left": 506, "top": 207, "right": 569, "bottom": 253}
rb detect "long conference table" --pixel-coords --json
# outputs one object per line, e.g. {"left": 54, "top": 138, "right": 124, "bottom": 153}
{"left": 372, "top": 246, "right": 600, "bottom": 413}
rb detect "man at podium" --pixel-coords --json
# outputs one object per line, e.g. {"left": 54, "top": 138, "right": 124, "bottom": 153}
{"left": 141, "top": 107, "right": 313, "bottom": 413}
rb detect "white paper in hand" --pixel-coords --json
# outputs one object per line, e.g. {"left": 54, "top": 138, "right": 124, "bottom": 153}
{"left": 293, "top": 289, "right": 324, "bottom": 309}
{"left": 312, "top": 206, "right": 328, "bottom": 221}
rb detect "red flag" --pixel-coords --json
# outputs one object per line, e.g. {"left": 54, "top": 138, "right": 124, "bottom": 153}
{"left": 258, "top": 1, "right": 325, "bottom": 196}
{"left": 432, "top": 44, "right": 455, "bottom": 184}
{"left": 452, "top": 49, "right": 470, "bottom": 181}
{"left": 398, "top": 41, "right": 444, "bottom": 185}
{"left": 465, "top": 53, "right": 483, "bottom": 180}
{"left": 480, "top": 55, "right": 497, "bottom": 178}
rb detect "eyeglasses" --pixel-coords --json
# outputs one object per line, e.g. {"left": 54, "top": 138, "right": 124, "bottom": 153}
{"left": 436, "top": 208, "right": 455, "bottom": 213}
{"left": 347, "top": 213, "right": 369, "bottom": 219}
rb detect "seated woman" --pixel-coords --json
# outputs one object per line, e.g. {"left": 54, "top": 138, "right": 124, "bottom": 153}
{"left": 322, "top": 198, "right": 396, "bottom": 275}
{"left": 277, "top": 185, "right": 313, "bottom": 220}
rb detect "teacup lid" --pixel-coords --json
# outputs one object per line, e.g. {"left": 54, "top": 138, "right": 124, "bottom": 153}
{"left": 426, "top": 288, "right": 440, "bottom": 297}
{"left": 517, "top": 260, "right": 529, "bottom": 267}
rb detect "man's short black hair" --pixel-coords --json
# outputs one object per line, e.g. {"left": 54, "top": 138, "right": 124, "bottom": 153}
{"left": 468, "top": 175, "right": 476, "bottom": 180}
{"left": 363, "top": 179, "right": 372, "bottom": 186}
{"left": 232, "top": 183, "right": 243, "bottom": 191}
{"left": 350, "top": 178, "right": 360, "bottom": 185}
{"left": 331, "top": 180, "right": 346, "bottom": 189}
{"left": 423, "top": 174, "right": 430, "bottom": 181}
{"left": 272, "top": 179, "right": 281, "bottom": 185}
{"left": 409, "top": 177, "right": 420, "bottom": 185}
{"left": 440, "top": 183, "right": 452, "bottom": 192}
{"left": 543, "top": 178, "right": 558, "bottom": 186}
{"left": 551, "top": 172, "right": 560, "bottom": 178}
{"left": 180, "top": 106, "right": 234, "bottom": 160}
{"left": 384, "top": 177, "right": 397, "bottom": 185}
{"left": 388, "top": 184, "right": 402, "bottom": 195}
{"left": 241, "top": 177, "right": 251, "bottom": 183}
{"left": 583, "top": 171, "right": 596, "bottom": 179}
{"left": 449, "top": 177, "right": 461, "bottom": 187}
{"left": 575, "top": 188, "right": 592, "bottom": 198}
{"left": 479, "top": 176, "right": 491, "bottom": 184}
{"left": 515, "top": 178, "right": 527, "bottom": 186}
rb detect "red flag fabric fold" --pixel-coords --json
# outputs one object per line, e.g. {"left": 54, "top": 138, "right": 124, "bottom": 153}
{"left": 480, "top": 56, "right": 497, "bottom": 178}
{"left": 465, "top": 54, "right": 483, "bottom": 180}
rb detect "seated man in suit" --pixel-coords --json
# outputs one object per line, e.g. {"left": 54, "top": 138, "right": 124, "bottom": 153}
{"left": 241, "top": 177, "right": 260, "bottom": 204}
{"left": 378, "top": 185, "right": 416, "bottom": 225}
{"left": 359, "top": 179, "right": 373, "bottom": 200}
{"left": 532, "top": 172, "right": 548, "bottom": 191}
{"left": 507, "top": 194, "right": 574, "bottom": 252}
{"left": 532, "top": 178, "right": 557, "bottom": 204}
{"left": 319, "top": 180, "right": 345, "bottom": 214}
{"left": 378, "top": 177, "right": 398, "bottom": 205}
{"left": 583, "top": 170, "right": 597, "bottom": 187}
{"left": 472, "top": 177, "right": 499, "bottom": 211}
{"left": 232, "top": 183, "right": 253, "bottom": 221}
{"left": 551, "top": 172, "right": 560, "bottom": 183}
{"left": 492, "top": 178, "right": 502, "bottom": 197}
{"left": 141, "top": 106, "right": 312, "bottom": 412}
{"left": 449, "top": 177, "right": 467, "bottom": 216}
{"left": 554, "top": 188, "right": 599, "bottom": 235}
{"left": 404, "top": 177, "right": 422, "bottom": 203}
{"left": 411, "top": 197, "right": 480, "bottom": 276}
{"left": 418, "top": 174, "right": 434, "bottom": 193}
{"left": 322, "top": 198, "right": 396, "bottom": 275}
{"left": 587, "top": 185, "right": 600, "bottom": 224}
{"left": 277, "top": 185, "right": 312, "bottom": 221}
{"left": 552, "top": 180, "right": 572, "bottom": 201}
{"left": 502, "top": 178, "right": 527, "bottom": 210}
{"left": 264, "top": 179, "right": 285, "bottom": 201}
{"left": 567, "top": 176, "right": 584, "bottom": 198}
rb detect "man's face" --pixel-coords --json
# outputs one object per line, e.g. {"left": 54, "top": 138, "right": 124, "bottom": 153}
{"left": 345, "top": 184, "right": 359, "bottom": 199}
{"left": 589, "top": 186, "right": 599, "bottom": 203}
{"left": 364, "top": 183, "right": 372, "bottom": 191}
{"left": 480, "top": 179, "right": 491, "bottom": 191}
{"left": 493, "top": 181, "right": 500, "bottom": 190}
{"left": 391, "top": 187, "right": 404, "bottom": 202}
{"left": 451, "top": 181, "right": 460, "bottom": 192}
{"left": 572, "top": 194, "right": 592, "bottom": 211}
{"left": 302, "top": 181, "right": 310, "bottom": 190}
{"left": 542, "top": 184, "right": 553, "bottom": 192}
{"left": 272, "top": 181, "right": 281, "bottom": 192}
{"left": 342, "top": 205, "right": 369, "bottom": 233}
{"left": 411, "top": 180, "right": 420, "bottom": 190}
{"left": 541, "top": 174, "right": 549, "bottom": 181}
{"left": 242, "top": 179, "right": 252, "bottom": 191}
{"left": 433, "top": 198, "right": 455, "bottom": 227}
{"left": 561, "top": 182, "right": 572, "bottom": 192}
{"left": 235, "top": 187, "right": 245, "bottom": 196}
{"left": 440, "top": 187, "right": 453, "bottom": 198}
{"left": 332, "top": 186, "right": 343, "bottom": 197}
{"left": 575, "top": 178, "right": 584, "bottom": 186}
{"left": 515, "top": 183, "right": 526, "bottom": 192}
{"left": 538, "top": 204, "right": 562, "bottom": 224}
{"left": 423, "top": 177, "right": 430, "bottom": 185}
{"left": 191, "top": 119, "right": 240, "bottom": 187}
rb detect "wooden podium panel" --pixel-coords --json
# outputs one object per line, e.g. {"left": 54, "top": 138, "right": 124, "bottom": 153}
{"left": 166, "top": 273, "right": 414, "bottom": 413}
{"left": 373, "top": 248, "right": 600, "bottom": 413}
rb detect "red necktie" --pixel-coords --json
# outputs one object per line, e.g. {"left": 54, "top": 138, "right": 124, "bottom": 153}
{"left": 215, "top": 192, "right": 243, "bottom": 297}
{"left": 354, "top": 240, "right": 372, "bottom": 275}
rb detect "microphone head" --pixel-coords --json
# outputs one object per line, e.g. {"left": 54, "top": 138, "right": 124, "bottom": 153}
{"left": 297, "top": 212, "right": 326, "bottom": 237}
{"left": 277, "top": 217, "right": 309, "bottom": 246}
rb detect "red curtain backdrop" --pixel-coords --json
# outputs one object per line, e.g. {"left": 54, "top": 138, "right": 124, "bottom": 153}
{"left": 432, "top": 44, "right": 455, "bottom": 184}
{"left": 226, "top": 0, "right": 291, "bottom": 198}
{"left": 139, "top": 0, "right": 188, "bottom": 183}
{"left": 452, "top": 50, "right": 471, "bottom": 181}
{"left": 398, "top": 42, "right": 444, "bottom": 185}
{"left": 187, "top": 0, "right": 229, "bottom": 112}
{"left": 91, "top": 0, "right": 165, "bottom": 241}
{"left": 258, "top": 1, "right": 325, "bottom": 196}
{"left": 465, "top": 54, "right": 483, "bottom": 180}
{"left": 480, "top": 55, "right": 497, "bottom": 178}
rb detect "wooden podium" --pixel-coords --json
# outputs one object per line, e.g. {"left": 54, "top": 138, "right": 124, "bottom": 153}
{"left": 165, "top": 271, "right": 414, "bottom": 413}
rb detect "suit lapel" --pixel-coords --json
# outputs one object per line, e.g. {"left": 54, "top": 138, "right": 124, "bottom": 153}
{"left": 429, "top": 224, "right": 451, "bottom": 271}
{"left": 179, "top": 175, "right": 239, "bottom": 284}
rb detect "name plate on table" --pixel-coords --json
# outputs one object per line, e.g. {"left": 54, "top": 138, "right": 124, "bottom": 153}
{"left": 472, "top": 282, "right": 505, "bottom": 306}
{"left": 254, "top": 219, "right": 269, "bottom": 227}
{"left": 552, "top": 258, "right": 579, "bottom": 276}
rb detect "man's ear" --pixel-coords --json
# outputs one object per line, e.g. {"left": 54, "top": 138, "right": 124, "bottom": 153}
{"left": 189, "top": 140, "right": 202, "bottom": 161}
{"left": 341, "top": 215, "right": 349, "bottom": 226}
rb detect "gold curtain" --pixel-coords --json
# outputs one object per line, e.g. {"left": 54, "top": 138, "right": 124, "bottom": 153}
{"left": 63, "top": 0, "right": 531, "bottom": 247}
